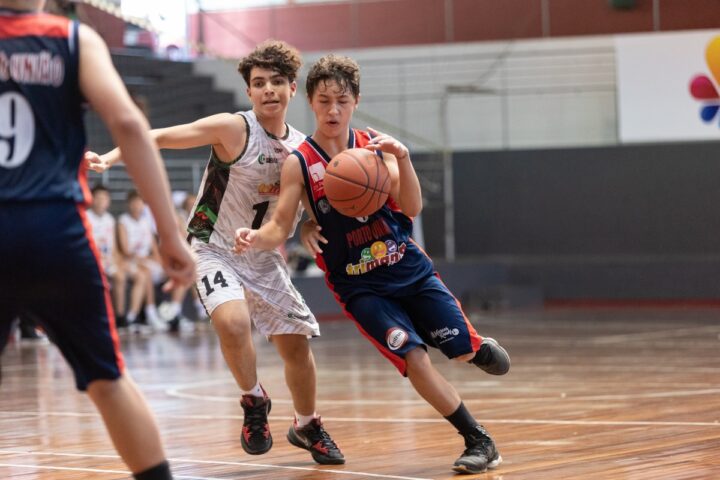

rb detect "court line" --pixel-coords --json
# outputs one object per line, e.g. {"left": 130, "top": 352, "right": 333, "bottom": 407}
{"left": 1, "top": 411, "right": 718, "bottom": 428}
{"left": 0, "top": 450, "right": 432, "bottom": 480}
{"left": 165, "top": 384, "right": 720, "bottom": 404}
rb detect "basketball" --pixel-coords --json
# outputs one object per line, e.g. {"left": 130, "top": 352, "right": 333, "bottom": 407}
{"left": 323, "top": 148, "right": 391, "bottom": 217}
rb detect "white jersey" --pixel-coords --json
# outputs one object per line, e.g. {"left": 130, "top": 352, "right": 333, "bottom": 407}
{"left": 186, "top": 111, "right": 315, "bottom": 336}
{"left": 87, "top": 209, "right": 115, "bottom": 268}
{"left": 118, "top": 213, "right": 154, "bottom": 258}
{"left": 187, "top": 110, "right": 305, "bottom": 250}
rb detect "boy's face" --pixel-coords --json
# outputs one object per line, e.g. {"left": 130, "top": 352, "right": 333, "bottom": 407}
{"left": 91, "top": 190, "right": 110, "bottom": 214}
{"left": 309, "top": 79, "right": 358, "bottom": 137}
{"left": 246, "top": 67, "right": 296, "bottom": 118}
{"left": 128, "top": 197, "right": 144, "bottom": 218}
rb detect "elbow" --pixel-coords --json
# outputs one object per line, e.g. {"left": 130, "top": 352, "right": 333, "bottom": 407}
{"left": 106, "top": 111, "right": 148, "bottom": 140}
{"left": 403, "top": 198, "right": 423, "bottom": 218}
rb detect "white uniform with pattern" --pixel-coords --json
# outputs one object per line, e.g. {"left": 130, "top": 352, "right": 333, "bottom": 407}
{"left": 187, "top": 111, "right": 317, "bottom": 337}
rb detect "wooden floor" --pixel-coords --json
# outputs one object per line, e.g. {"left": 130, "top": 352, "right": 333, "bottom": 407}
{"left": 1, "top": 308, "right": 719, "bottom": 479}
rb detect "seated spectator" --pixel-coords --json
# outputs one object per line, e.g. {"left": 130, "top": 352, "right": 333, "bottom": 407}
{"left": 159, "top": 192, "right": 207, "bottom": 332}
{"left": 117, "top": 190, "right": 166, "bottom": 332}
{"left": 87, "top": 184, "right": 148, "bottom": 328}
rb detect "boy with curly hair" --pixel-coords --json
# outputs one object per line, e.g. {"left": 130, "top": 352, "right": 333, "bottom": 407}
{"left": 86, "top": 41, "right": 344, "bottom": 465}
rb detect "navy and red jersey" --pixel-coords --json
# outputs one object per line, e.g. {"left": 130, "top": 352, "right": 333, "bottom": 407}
{"left": 0, "top": 9, "right": 87, "bottom": 203}
{"left": 295, "top": 129, "right": 434, "bottom": 303}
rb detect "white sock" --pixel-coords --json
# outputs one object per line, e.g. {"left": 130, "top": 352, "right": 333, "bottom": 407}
{"left": 126, "top": 312, "right": 137, "bottom": 323}
{"left": 168, "top": 301, "right": 181, "bottom": 318}
{"left": 240, "top": 382, "right": 265, "bottom": 398}
{"left": 295, "top": 412, "right": 318, "bottom": 428}
{"left": 145, "top": 304, "right": 160, "bottom": 322}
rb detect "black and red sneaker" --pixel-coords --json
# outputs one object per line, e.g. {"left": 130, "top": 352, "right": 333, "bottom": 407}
{"left": 287, "top": 417, "right": 345, "bottom": 465}
{"left": 240, "top": 391, "right": 272, "bottom": 455}
{"left": 452, "top": 425, "right": 502, "bottom": 474}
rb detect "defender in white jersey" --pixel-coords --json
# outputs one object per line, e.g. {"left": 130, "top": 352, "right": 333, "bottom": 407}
{"left": 85, "top": 41, "right": 344, "bottom": 465}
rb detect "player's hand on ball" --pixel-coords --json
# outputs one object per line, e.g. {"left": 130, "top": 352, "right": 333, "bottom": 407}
{"left": 365, "top": 127, "right": 409, "bottom": 160}
{"left": 234, "top": 227, "right": 257, "bottom": 254}
{"left": 84, "top": 151, "right": 111, "bottom": 173}
{"left": 301, "top": 219, "right": 327, "bottom": 255}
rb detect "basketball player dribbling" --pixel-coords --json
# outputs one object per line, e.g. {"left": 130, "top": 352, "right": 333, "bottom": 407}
{"left": 0, "top": 2, "right": 196, "bottom": 479}
{"left": 84, "top": 41, "right": 344, "bottom": 465}
{"left": 234, "top": 54, "right": 511, "bottom": 475}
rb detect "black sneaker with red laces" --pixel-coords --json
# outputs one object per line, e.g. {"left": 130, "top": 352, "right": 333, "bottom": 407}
{"left": 286, "top": 417, "right": 345, "bottom": 465}
{"left": 240, "top": 392, "right": 272, "bottom": 455}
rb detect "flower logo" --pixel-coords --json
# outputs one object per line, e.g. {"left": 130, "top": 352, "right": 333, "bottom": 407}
{"left": 689, "top": 36, "right": 720, "bottom": 124}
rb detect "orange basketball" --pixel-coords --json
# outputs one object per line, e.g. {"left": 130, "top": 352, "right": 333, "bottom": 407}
{"left": 324, "top": 148, "right": 391, "bottom": 217}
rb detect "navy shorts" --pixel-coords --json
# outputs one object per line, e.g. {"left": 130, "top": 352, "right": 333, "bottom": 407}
{"left": 344, "top": 274, "right": 482, "bottom": 375}
{"left": 0, "top": 201, "right": 125, "bottom": 390}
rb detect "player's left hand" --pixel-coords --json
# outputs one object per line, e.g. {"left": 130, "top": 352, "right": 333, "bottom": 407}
{"left": 300, "top": 219, "right": 327, "bottom": 255}
{"left": 233, "top": 227, "right": 257, "bottom": 254}
{"left": 364, "top": 127, "right": 409, "bottom": 161}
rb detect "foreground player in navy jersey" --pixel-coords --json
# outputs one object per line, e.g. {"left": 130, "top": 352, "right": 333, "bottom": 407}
{"left": 235, "top": 54, "right": 511, "bottom": 474}
{"left": 0, "top": 1, "right": 195, "bottom": 479}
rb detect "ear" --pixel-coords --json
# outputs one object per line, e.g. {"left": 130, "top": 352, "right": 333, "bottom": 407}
{"left": 354, "top": 93, "right": 361, "bottom": 109}
{"left": 290, "top": 81, "right": 298, "bottom": 97}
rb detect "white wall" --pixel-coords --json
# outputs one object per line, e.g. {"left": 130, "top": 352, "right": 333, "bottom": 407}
{"left": 194, "top": 35, "right": 620, "bottom": 152}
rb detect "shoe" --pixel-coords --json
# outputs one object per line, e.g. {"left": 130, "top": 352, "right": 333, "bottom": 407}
{"left": 145, "top": 311, "right": 168, "bottom": 332}
{"left": 115, "top": 315, "right": 128, "bottom": 329}
{"left": 240, "top": 391, "right": 272, "bottom": 455}
{"left": 168, "top": 315, "right": 195, "bottom": 334}
{"left": 452, "top": 425, "right": 502, "bottom": 474}
{"left": 129, "top": 320, "right": 152, "bottom": 335}
{"left": 287, "top": 417, "right": 345, "bottom": 465}
{"left": 470, "top": 337, "right": 510, "bottom": 375}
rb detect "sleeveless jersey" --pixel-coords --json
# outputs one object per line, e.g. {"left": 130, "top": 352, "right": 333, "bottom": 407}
{"left": 187, "top": 110, "right": 304, "bottom": 250}
{"left": 118, "top": 213, "right": 153, "bottom": 258}
{"left": 296, "top": 129, "right": 434, "bottom": 303}
{"left": 0, "top": 10, "right": 86, "bottom": 203}
{"left": 87, "top": 209, "right": 115, "bottom": 265}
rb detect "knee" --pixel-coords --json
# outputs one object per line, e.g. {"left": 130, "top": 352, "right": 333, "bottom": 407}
{"left": 86, "top": 377, "right": 121, "bottom": 400}
{"left": 274, "top": 336, "right": 312, "bottom": 364}
{"left": 213, "top": 315, "right": 251, "bottom": 342}
{"left": 405, "top": 346, "right": 430, "bottom": 372}
{"left": 113, "top": 270, "right": 126, "bottom": 284}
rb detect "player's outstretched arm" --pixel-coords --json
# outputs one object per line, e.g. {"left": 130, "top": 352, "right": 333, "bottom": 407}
{"left": 234, "top": 155, "right": 306, "bottom": 253}
{"left": 78, "top": 25, "right": 195, "bottom": 289}
{"left": 364, "top": 127, "right": 423, "bottom": 217}
{"left": 86, "top": 113, "right": 247, "bottom": 173}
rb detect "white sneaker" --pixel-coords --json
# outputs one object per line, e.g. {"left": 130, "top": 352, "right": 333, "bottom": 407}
{"left": 145, "top": 308, "right": 168, "bottom": 332}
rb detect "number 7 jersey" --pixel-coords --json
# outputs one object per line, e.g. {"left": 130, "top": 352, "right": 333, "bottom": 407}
{"left": 186, "top": 110, "right": 305, "bottom": 250}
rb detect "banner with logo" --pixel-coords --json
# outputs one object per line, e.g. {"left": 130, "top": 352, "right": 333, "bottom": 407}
{"left": 615, "top": 30, "right": 720, "bottom": 143}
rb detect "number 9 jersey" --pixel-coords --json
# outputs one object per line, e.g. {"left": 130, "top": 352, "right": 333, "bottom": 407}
{"left": 0, "top": 12, "right": 86, "bottom": 203}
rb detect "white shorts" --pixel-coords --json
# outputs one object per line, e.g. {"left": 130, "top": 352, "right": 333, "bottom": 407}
{"left": 192, "top": 241, "right": 319, "bottom": 337}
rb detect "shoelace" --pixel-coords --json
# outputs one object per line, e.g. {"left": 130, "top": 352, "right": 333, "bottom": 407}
{"left": 243, "top": 400, "right": 268, "bottom": 437}
{"left": 305, "top": 423, "right": 340, "bottom": 452}
{"left": 462, "top": 427, "right": 494, "bottom": 457}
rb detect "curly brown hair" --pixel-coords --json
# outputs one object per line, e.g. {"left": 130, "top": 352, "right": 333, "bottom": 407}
{"left": 237, "top": 40, "right": 302, "bottom": 85}
{"left": 306, "top": 54, "right": 360, "bottom": 99}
